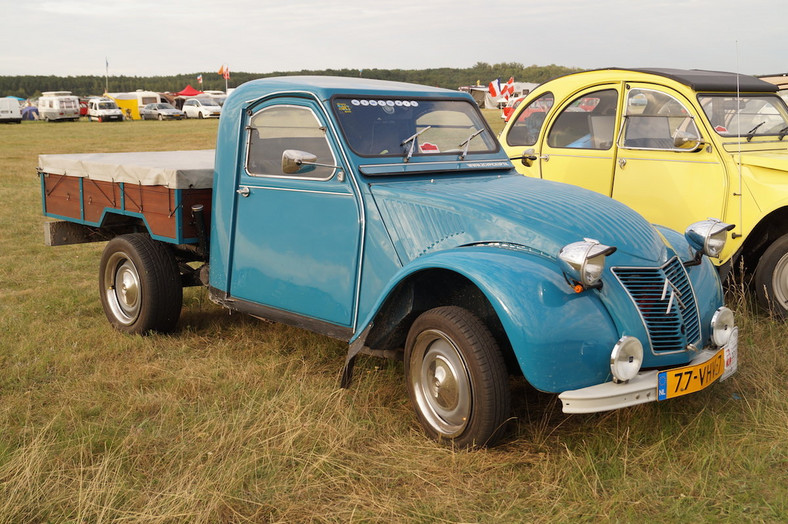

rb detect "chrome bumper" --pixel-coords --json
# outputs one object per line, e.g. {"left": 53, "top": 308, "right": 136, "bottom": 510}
{"left": 559, "top": 327, "right": 738, "bottom": 414}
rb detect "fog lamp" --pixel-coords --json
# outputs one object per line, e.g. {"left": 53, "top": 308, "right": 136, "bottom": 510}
{"left": 558, "top": 239, "right": 617, "bottom": 289}
{"left": 610, "top": 336, "right": 643, "bottom": 383}
{"left": 711, "top": 306, "right": 735, "bottom": 347}
{"left": 684, "top": 219, "right": 734, "bottom": 259}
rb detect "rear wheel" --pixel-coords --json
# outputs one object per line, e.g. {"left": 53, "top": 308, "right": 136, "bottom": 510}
{"left": 405, "top": 306, "right": 511, "bottom": 448}
{"left": 754, "top": 233, "right": 788, "bottom": 318}
{"left": 99, "top": 234, "right": 183, "bottom": 334}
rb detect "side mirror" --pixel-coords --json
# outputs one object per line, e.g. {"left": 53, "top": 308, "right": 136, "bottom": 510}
{"left": 281, "top": 149, "right": 344, "bottom": 178}
{"left": 519, "top": 148, "right": 538, "bottom": 167}
{"left": 673, "top": 130, "right": 709, "bottom": 151}
{"left": 281, "top": 149, "right": 318, "bottom": 174}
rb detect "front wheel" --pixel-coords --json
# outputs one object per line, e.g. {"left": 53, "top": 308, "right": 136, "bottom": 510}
{"left": 99, "top": 234, "right": 183, "bottom": 334}
{"left": 405, "top": 306, "right": 511, "bottom": 448}
{"left": 754, "top": 233, "right": 788, "bottom": 318}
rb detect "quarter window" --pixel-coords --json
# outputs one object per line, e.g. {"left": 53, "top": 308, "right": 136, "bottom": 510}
{"left": 547, "top": 89, "right": 617, "bottom": 150}
{"left": 246, "top": 105, "right": 336, "bottom": 179}
{"left": 620, "top": 88, "right": 701, "bottom": 150}
{"left": 506, "top": 93, "right": 554, "bottom": 147}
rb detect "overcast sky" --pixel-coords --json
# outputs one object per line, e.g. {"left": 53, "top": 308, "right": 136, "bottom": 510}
{"left": 3, "top": 0, "right": 786, "bottom": 81}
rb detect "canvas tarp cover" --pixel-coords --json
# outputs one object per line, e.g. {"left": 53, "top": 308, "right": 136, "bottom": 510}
{"left": 38, "top": 150, "right": 215, "bottom": 189}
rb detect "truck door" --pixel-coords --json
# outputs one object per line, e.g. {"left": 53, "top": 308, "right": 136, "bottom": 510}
{"left": 611, "top": 84, "right": 727, "bottom": 233}
{"left": 228, "top": 99, "right": 361, "bottom": 328}
{"left": 537, "top": 87, "right": 621, "bottom": 196}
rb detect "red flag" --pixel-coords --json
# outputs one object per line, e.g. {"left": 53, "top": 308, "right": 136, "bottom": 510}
{"left": 501, "top": 77, "right": 515, "bottom": 98}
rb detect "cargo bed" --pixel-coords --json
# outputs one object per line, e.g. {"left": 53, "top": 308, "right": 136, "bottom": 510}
{"left": 39, "top": 150, "right": 214, "bottom": 244}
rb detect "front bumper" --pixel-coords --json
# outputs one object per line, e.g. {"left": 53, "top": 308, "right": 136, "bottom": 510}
{"left": 559, "top": 327, "right": 738, "bottom": 414}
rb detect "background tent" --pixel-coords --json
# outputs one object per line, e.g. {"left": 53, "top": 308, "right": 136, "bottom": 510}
{"left": 177, "top": 85, "right": 203, "bottom": 97}
{"left": 21, "top": 106, "right": 38, "bottom": 120}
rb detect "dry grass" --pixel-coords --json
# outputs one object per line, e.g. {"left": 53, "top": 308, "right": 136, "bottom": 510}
{"left": 0, "top": 117, "right": 786, "bottom": 522}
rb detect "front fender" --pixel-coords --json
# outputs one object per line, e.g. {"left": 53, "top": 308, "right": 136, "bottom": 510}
{"left": 355, "top": 245, "right": 621, "bottom": 393}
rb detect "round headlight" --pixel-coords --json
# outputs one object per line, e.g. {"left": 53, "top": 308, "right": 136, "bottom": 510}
{"left": 684, "top": 219, "right": 734, "bottom": 259}
{"left": 610, "top": 336, "right": 643, "bottom": 383}
{"left": 559, "top": 239, "right": 617, "bottom": 288}
{"left": 711, "top": 306, "right": 735, "bottom": 347}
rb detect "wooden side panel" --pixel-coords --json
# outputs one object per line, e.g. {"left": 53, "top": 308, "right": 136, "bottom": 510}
{"left": 43, "top": 174, "right": 81, "bottom": 219}
{"left": 82, "top": 179, "right": 119, "bottom": 223}
{"left": 123, "top": 184, "right": 176, "bottom": 238}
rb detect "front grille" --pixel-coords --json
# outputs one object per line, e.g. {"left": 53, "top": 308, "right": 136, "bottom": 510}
{"left": 612, "top": 257, "right": 701, "bottom": 352}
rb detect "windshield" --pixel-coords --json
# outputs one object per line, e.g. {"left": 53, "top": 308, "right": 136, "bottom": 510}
{"left": 698, "top": 94, "right": 788, "bottom": 138}
{"left": 98, "top": 102, "right": 117, "bottom": 109}
{"left": 332, "top": 97, "right": 497, "bottom": 158}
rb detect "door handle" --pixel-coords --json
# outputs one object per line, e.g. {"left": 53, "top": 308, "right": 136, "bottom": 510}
{"left": 618, "top": 158, "right": 627, "bottom": 168}
{"left": 236, "top": 186, "right": 250, "bottom": 197}
{"left": 541, "top": 154, "right": 550, "bottom": 162}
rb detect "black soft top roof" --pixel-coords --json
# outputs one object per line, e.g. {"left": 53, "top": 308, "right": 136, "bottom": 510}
{"left": 630, "top": 68, "right": 777, "bottom": 93}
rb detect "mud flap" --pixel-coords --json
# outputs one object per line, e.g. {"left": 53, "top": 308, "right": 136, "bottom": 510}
{"left": 340, "top": 324, "right": 372, "bottom": 388}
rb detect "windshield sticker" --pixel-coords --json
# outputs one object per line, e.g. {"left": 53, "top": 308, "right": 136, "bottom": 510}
{"left": 336, "top": 102, "right": 352, "bottom": 113}
{"left": 420, "top": 142, "right": 440, "bottom": 153}
{"left": 715, "top": 125, "right": 728, "bottom": 133}
{"left": 351, "top": 99, "right": 360, "bottom": 106}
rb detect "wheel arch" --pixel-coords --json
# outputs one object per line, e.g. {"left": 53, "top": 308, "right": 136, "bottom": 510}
{"left": 354, "top": 246, "right": 621, "bottom": 392}
{"left": 736, "top": 205, "right": 788, "bottom": 273}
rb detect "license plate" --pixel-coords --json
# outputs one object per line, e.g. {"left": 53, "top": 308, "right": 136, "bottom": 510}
{"left": 657, "top": 348, "right": 726, "bottom": 401}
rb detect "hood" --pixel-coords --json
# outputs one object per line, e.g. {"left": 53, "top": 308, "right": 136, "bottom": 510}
{"left": 370, "top": 173, "right": 668, "bottom": 265}
{"left": 737, "top": 150, "right": 788, "bottom": 171}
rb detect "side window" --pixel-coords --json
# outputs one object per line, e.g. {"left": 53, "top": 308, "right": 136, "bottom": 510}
{"left": 506, "top": 93, "right": 554, "bottom": 147}
{"left": 246, "top": 105, "right": 336, "bottom": 179}
{"left": 620, "top": 88, "right": 700, "bottom": 150}
{"left": 547, "top": 89, "right": 617, "bottom": 149}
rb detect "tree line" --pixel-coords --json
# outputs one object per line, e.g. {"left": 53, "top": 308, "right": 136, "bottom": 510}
{"left": 0, "top": 63, "right": 580, "bottom": 99}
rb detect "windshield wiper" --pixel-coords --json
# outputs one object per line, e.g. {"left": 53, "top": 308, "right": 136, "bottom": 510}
{"left": 778, "top": 125, "right": 788, "bottom": 141}
{"left": 401, "top": 126, "right": 432, "bottom": 163}
{"left": 457, "top": 128, "right": 485, "bottom": 160}
{"left": 745, "top": 121, "right": 766, "bottom": 142}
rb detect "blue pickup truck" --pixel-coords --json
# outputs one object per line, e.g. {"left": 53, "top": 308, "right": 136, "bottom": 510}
{"left": 40, "top": 76, "right": 738, "bottom": 447}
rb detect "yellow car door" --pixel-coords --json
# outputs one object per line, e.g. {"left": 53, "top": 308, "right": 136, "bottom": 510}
{"left": 611, "top": 84, "right": 728, "bottom": 234}
{"left": 536, "top": 86, "right": 621, "bottom": 196}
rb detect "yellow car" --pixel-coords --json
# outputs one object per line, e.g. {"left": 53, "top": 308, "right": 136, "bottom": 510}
{"left": 501, "top": 68, "right": 788, "bottom": 316}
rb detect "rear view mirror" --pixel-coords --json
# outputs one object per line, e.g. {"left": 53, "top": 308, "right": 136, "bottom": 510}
{"left": 281, "top": 149, "right": 317, "bottom": 174}
{"left": 673, "top": 131, "right": 708, "bottom": 151}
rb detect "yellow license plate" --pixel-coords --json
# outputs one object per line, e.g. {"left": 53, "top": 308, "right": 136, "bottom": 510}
{"left": 657, "top": 348, "right": 726, "bottom": 401}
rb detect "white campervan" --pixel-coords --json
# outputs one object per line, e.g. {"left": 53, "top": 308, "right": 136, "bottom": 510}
{"left": 38, "top": 91, "right": 80, "bottom": 122}
{"left": 87, "top": 97, "right": 124, "bottom": 122}
{"left": 0, "top": 98, "right": 22, "bottom": 124}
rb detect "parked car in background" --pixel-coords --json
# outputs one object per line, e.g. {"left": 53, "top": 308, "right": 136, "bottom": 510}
{"left": 0, "top": 97, "right": 22, "bottom": 123}
{"left": 87, "top": 97, "right": 124, "bottom": 122}
{"left": 501, "top": 96, "right": 525, "bottom": 121}
{"left": 140, "top": 102, "right": 185, "bottom": 120}
{"left": 38, "top": 91, "right": 80, "bottom": 122}
{"left": 182, "top": 97, "right": 222, "bottom": 118}
{"left": 501, "top": 68, "right": 788, "bottom": 317}
{"left": 759, "top": 73, "right": 788, "bottom": 105}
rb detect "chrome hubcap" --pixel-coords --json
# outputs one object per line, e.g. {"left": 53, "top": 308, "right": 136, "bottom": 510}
{"left": 104, "top": 253, "right": 141, "bottom": 325}
{"left": 410, "top": 329, "right": 471, "bottom": 437}
{"left": 773, "top": 253, "right": 788, "bottom": 309}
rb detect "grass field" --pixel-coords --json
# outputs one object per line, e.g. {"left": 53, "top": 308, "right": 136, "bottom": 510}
{"left": 1, "top": 116, "right": 787, "bottom": 523}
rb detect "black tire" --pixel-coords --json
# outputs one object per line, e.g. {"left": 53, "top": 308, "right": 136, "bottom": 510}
{"left": 99, "top": 234, "right": 183, "bottom": 334}
{"left": 198, "top": 111, "right": 204, "bottom": 119}
{"left": 405, "top": 306, "right": 511, "bottom": 448}
{"left": 754, "top": 233, "right": 788, "bottom": 318}
{"left": 158, "top": 113, "right": 163, "bottom": 121}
